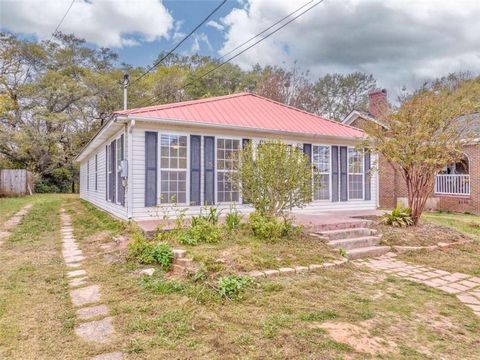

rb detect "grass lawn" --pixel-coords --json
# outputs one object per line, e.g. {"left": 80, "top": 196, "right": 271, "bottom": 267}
{"left": 422, "top": 211, "right": 480, "bottom": 241}
{"left": 2, "top": 195, "right": 480, "bottom": 359}
{"left": 0, "top": 194, "right": 40, "bottom": 227}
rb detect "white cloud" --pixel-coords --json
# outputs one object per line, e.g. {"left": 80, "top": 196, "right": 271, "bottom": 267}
{"left": 0, "top": 0, "right": 174, "bottom": 48}
{"left": 189, "top": 33, "right": 212, "bottom": 54}
{"left": 219, "top": 0, "right": 480, "bottom": 93}
{"left": 206, "top": 20, "right": 224, "bottom": 31}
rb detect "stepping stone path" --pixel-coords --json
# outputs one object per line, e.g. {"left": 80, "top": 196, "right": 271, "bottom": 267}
{"left": 0, "top": 204, "right": 33, "bottom": 246}
{"left": 354, "top": 253, "right": 480, "bottom": 317}
{"left": 60, "top": 209, "right": 123, "bottom": 360}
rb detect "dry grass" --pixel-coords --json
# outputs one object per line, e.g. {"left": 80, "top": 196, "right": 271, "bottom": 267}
{"left": 399, "top": 244, "right": 480, "bottom": 276}
{"left": 422, "top": 211, "right": 480, "bottom": 241}
{"left": 378, "top": 222, "right": 469, "bottom": 247}
{"left": 2, "top": 195, "right": 480, "bottom": 359}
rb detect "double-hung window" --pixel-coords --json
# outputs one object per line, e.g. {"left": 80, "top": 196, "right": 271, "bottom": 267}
{"left": 313, "top": 145, "right": 330, "bottom": 200}
{"left": 160, "top": 134, "right": 187, "bottom": 204}
{"left": 348, "top": 148, "right": 364, "bottom": 200}
{"left": 87, "top": 160, "right": 90, "bottom": 191}
{"left": 95, "top": 154, "right": 98, "bottom": 191}
{"left": 217, "top": 138, "right": 240, "bottom": 202}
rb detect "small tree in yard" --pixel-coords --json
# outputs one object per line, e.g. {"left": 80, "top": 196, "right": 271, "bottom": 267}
{"left": 364, "top": 79, "right": 480, "bottom": 225}
{"left": 235, "top": 140, "right": 313, "bottom": 217}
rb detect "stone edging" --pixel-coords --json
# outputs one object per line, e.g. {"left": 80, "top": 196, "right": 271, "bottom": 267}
{"left": 245, "top": 259, "right": 348, "bottom": 279}
{"left": 392, "top": 239, "right": 473, "bottom": 254}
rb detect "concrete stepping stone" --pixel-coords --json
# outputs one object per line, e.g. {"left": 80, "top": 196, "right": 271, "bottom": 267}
{"left": 74, "top": 316, "right": 114, "bottom": 343}
{"left": 77, "top": 304, "right": 109, "bottom": 320}
{"left": 65, "top": 255, "right": 86, "bottom": 263}
{"left": 71, "top": 285, "right": 101, "bottom": 307}
{"left": 69, "top": 276, "right": 89, "bottom": 288}
{"left": 68, "top": 269, "right": 87, "bottom": 278}
{"left": 457, "top": 294, "right": 480, "bottom": 305}
{"left": 91, "top": 352, "right": 123, "bottom": 360}
{"left": 67, "top": 262, "right": 82, "bottom": 269}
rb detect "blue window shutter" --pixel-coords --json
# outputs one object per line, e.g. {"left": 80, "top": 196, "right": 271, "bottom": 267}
{"left": 190, "top": 135, "right": 201, "bottom": 205}
{"left": 118, "top": 134, "right": 125, "bottom": 206}
{"left": 241, "top": 139, "right": 251, "bottom": 204}
{"left": 340, "top": 146, "right": 348, "bottom": 202}
{"left": 204, "top": 136, "right": 215, "bottom": 205}
{"left": 331, "top": 146, "right": 339, "bottom": 202}
{"left": 364, "top": 150, "right": 371, "bottom": 201}
{"left": 105, "top": 145, "right": 108, "bottom": 201}
{"left": 303, "top": 143, "right": 312, "bottom": 162}
{"left": 145, "top": 132, "right": 158, "bottom": 207}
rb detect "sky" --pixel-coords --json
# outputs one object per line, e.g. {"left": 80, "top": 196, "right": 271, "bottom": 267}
{"left": 1, "top": 0, "right": 480, "bottom": 97}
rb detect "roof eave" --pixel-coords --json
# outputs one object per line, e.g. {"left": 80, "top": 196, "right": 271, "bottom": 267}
{"left": 123, "top": 114, "right": 366, "bottom": 142}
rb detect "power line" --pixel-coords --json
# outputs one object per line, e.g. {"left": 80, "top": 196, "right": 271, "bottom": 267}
{"left": 22, "top": 0, "right": 76, "bottom": 84}
{"left": 132, "top": 0, "right": 325, "bottom": 109}
{"left": 130, "top": 0, "right": 227, "bottom": 86}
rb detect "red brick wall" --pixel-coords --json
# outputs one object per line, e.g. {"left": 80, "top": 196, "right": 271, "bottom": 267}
{"left": 436, "top": 145, "right": 480, "bottom": 214}
{"left": 350, "top": 116, "right": 480, "bottom": 212}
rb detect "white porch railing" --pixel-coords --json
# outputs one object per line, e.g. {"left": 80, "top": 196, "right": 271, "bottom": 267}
{"left": 435, "top": 174, "right": 470, "bottom": 196}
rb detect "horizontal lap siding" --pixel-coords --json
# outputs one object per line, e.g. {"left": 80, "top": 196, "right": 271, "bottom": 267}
{"left": 130, "top": 123, "right": 379, "bottom": 220}
{"left": 79, "top": 129, "right": 128, "bottom": 220}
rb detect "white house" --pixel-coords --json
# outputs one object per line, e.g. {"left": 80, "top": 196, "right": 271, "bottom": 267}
{"left": 76, "top": 93, "right": 378, "bottom": 221}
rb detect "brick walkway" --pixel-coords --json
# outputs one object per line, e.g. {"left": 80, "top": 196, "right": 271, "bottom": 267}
{"left": 354, "top": 254, "right": 480, "bottom": 317}
{"left": 60, "top": 209, "right": 123, "bottom": 360}
{"left": 0, "top": 204, "right": 33, "bottom": 246}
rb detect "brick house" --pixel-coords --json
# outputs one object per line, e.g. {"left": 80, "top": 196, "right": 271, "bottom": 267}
{"left": 343, "top": 89, "right": 480, "bottom": 213}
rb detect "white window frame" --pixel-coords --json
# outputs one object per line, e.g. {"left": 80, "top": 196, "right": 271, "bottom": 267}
{"left": 159, "top": 132, "right": 189, "bottom": 205}
{"left": 312, "top": 144, "right": 331, "bottom": 201}
{"left": 86, "top": 159, "right": 90, "bottom": 191}
{"left": 115, "top": 135, "right": 123, "bottom": 205}
{"left": 94, "top": 154, "right": 98, "bottom": 192}
{"left": 347, "top": 147, "right": 364, "bottom": 200}
{"left": 215, "top": 136, "right": 242, "bottom": 204}
{"left": 106, "top": 144, "right": 111, "bottom": 201}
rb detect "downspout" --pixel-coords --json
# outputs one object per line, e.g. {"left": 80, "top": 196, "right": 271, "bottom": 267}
{"left": 127, "top": 119, "right": 135, "bottom": 219}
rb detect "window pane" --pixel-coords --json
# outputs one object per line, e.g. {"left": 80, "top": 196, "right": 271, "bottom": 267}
{"left": 217, "top": 138, "right": 240, "bottom": 203}
{"left": 159, "top": 134, "right": 188, "bottom": 204}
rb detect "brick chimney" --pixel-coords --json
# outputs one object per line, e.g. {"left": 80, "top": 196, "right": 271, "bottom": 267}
{"left": 368, "top": 89, "right": 388, "bottom": 119}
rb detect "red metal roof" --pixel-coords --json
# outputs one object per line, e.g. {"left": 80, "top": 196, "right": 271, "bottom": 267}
{"left": 117, "top": 93, "right": 364, "bottom": 138}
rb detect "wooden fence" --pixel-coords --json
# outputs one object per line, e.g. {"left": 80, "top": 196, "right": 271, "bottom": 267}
{"left": 0, "top": 169, "right": 34, "bottom": 196}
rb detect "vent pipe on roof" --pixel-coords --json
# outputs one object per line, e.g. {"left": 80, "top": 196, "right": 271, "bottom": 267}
{"left": 123, "top": 73, "right": 129, "bottom": 111}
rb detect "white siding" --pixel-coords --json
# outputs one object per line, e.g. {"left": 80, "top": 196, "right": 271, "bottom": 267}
{"left": 79, "top": 128, "right": 128, "bottom": 220}
{"left": 130, "top": 122, "right": 378, "bottom": 220}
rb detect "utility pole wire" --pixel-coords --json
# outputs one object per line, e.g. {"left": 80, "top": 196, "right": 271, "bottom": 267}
{"left": 22, "top": 0, "right": 76, "bottom": 84}
{"left": 130, "top": 0, "right": 227, "bottom": 85}
{"left": 132, "top": 0, "right": 325, "bottom": 110}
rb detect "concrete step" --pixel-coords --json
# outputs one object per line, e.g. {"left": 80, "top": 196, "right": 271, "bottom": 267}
{"left": 320, "top": 227, "right": 376, "bottom": 240}
{"left": 174, "top": 257, "right": 193, "bottom": 266}
{"left": 328, "top": 235, "right": 382, "bottom": 250}
{"left": 346, "top": 246, "right": 390, "bottom": 260}
{"left": 310, "top": 219, "right": 373, "bottom": 232}
{"left": 172, "top": 249, "right": 186, "bottom": 259}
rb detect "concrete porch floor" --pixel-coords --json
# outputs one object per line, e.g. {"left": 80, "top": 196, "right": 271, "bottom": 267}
{"left": 136, "top": 209, "right": 388, "bottom": 233}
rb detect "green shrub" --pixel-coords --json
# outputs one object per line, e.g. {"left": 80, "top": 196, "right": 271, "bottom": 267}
{"left": 128, "top": 233, "right": 174, "bottom": 270}
{"left": 381, "top": 206, "right": 414, "bottom": 227}
{"left": 248, "top": 211, "right": 295, "bottom": 240}
{"left": 179, "top": 217, "right": 221, "bottom": 245}
{"left": 217, "top": 275, "right": 253, "bottom": 299}
{"left": 225, "top": 210, "right": 242, "bottom": 230}
{"left": 128, "top": 233, "right": 155, "bottom": 264}
{"left": 151, "top": 242, "right": 174, "bottom": 270}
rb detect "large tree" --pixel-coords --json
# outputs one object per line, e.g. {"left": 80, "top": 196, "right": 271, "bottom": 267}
{"left": 364, "top": 78, "right": 480, "bottom": 224}
{"left": 313, "top": 72, "right": 377, "bottom": 121}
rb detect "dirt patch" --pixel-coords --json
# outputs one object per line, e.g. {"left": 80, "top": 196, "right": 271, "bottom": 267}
{"left": 377, "top": 222, "right": 469, "bottom": 246}
{"left": 316, "top": 321, "right": 397, "bottom": 355}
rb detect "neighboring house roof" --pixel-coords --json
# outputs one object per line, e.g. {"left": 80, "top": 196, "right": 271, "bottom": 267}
{"left": 117, "top": 92, "right": 364, "bottom": 138}
{"left": 342, "top": 110, "right": 387, "bottom": 128}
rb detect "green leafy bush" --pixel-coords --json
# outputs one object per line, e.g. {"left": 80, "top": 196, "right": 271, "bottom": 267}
{"left": 380, "top": 206, "right": 414, "bottom": 227}
{"left": 217, "top": 275, "right": 253, "bottom": 299}
{"left": 179, "top": 217, "right": 221, "bottom": 245}
{"left": 128, "top": 233, "right": 174, "bottom": 270}
{"left": 151, "top": 242, "right": 174, "bottom": 270}
{"left": 225, "top": 210, "right": 242, "bottom": 230}
{"left": 248, "top": 211, "right": 295, "bottom": 240}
